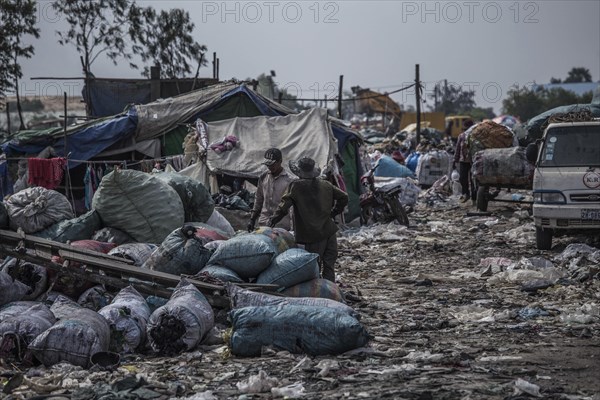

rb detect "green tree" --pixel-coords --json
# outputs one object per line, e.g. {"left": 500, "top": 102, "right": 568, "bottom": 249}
{"left": 132, "top": 8, "right": 207, "bottom": 79}
{"left": 52, "top": 0, "right": 142, "bottom": 115}
{"left": 428, "top": 82, "right": 476, "bottom": 114}
{"left": 468, "top": 107, "right": 496, "bottom": 121}
{"left": 0, "top": 0, "right": 40, "bottom": 130}
{"left": 502, "top": 85, "right": 594, "bottom": 122}
{"left": 564, "top": 67, "right": 592, "bottom": 83}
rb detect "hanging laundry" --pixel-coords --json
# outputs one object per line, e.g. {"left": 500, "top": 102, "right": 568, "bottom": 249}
{"left": 27, "top": 157, "right": 66, "bottom": 190}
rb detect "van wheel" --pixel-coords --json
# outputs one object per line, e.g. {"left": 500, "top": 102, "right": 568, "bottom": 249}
{"left": 476, "top": 186, "right": 489, "bottom": 211}
{"left": 536, "top": 227, "right": 553, "bottom": 250}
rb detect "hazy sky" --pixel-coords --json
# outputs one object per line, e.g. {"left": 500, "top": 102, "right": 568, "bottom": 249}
{"left": 18, "top": 0, "right": 600, "bottom": 114}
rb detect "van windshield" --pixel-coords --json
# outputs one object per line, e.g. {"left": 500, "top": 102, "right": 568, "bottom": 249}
{"left": 540, "top": 125, "right": 600, "bottom": 167}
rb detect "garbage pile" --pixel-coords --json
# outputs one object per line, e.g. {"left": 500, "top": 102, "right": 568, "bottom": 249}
{"left": 1, "top": 170, "right": 599, "bottom": 399}
{"left": 0, "top": 169, "right": 368, "bottom": 397}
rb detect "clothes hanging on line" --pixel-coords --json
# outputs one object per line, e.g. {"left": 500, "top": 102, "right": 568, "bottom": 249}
{"left": 27, "top": 157, "right": 66, "bottom": 190}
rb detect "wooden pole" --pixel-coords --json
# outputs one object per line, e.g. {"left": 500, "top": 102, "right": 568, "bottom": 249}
{"left": 5, "top": 101, "right": 10, "bottom": 134}
{"left": 212, "top": 52, "right": 216, "bottom": 79}
{"left": 278, "top": 92, "right": 283, "bottom": 104}
{"left": 191, "top": 52, "right": 205, "bottom": 91}
{"left": 338, "top": 75, "right": 344, "bottom": 119}
{"left": 216, "top": 58, "right": 220, "bottom": 81}
{"left": 415, "top": 64, "right": 421, "bottom": 144}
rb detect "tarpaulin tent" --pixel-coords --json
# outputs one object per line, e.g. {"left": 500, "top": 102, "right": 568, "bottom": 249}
{"left": 0, "top": 81, "right": 364, "bottom": 219}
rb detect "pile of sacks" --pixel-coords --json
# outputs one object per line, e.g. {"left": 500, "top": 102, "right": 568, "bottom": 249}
{"left": 0, "top": 170, "right": 368, "bottom": 367}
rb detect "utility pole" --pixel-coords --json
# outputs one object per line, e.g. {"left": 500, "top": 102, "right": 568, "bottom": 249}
{"left": 338, "top": 75, "right": 344, "bottom": 119}
{"left": 415, "top": 64, "right": 421, "bottom": 144}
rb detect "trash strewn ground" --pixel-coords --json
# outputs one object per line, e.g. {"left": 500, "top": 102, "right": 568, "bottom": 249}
{"left": 2, "top": 195, "right": 600, "bottom": 400}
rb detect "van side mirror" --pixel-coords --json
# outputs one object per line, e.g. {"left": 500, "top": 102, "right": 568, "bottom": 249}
{"left": 525, "top": 142, "right": 539, "bottom": 164}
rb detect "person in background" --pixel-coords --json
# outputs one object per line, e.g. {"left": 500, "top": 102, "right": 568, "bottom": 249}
{"left": 453, "top": 120, "right": 476, "bottom": 203}
{"left": 247, "top": 148, "right": 295, "bottom": 232}
{"left": 269, "top": 157, "right": 348, "bottom": 282}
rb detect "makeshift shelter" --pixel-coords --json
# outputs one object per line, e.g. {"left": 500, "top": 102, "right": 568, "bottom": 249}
{"left": 0, "top": 81, "right": 364, "bottom": 220}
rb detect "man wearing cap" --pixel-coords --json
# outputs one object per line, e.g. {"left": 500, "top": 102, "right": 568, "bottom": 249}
{"left": 248, "top": 148, "right": 296, "bottom": 232}
{"left": 268, "top": 157, "right": 348, "bottom": 282}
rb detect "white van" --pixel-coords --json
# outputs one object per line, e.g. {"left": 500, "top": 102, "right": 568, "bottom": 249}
{"left": 527, "top": 119, "right": 600, "bottom": 250}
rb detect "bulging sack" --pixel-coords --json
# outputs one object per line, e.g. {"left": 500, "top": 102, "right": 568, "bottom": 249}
{"left": 0, "top": 303, "right": 56, "bottom": 361}
{"left": 256, "top": 248, "right": 319, "bottom": 288}
{"left": 208, "top": 234, "right": 276, "bottom": 279}
{"left": 155, "top": 173, "right": 215, "bottom": 223}
{"left": 6, "top": 187, "right": 74, "bottom": 234}
{"left": 108, "top": 243, "right": 158, "bottom": 267}
{"left": 283, "top": 279, "right": 345, "bottom": 303}
{"left": 1, "top": 258, "right": 48, "bottom": 301}
{"left": 227, "top": 284, "right": 356, "bottom": 316}
{"left": 147, "top": 280, "right": 214, "bottom": 354}
{"left": 472, "top": 147, "right": 534, "bottom": 187}
{"left": 92, "top": 169, "right": 184, "bottom": 244}
{"left": 99, "top": 286, "right": 151, "bottom": 354}
{"left": 253, "top": 227, "right": 296, "bottom": 255}
{"left": 229, "top": 305, "right": 369, "bottom": 356}
{"left": 34, "top": 210, "right": 102, "bottom": 243}
{"left": 28, "top": 296, "right": 110, "bottom": 368}
{"left": 142, "top": 225, "right": 212, "bottom": 276}
{"left": 198, "top": 264, "right": 244, "bottom": 283}
{"left": 0, "top": 270, "right": 30, "bottom": 306}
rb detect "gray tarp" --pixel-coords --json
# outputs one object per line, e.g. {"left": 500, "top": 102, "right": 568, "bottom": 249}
{"left": 134, "top": 82, "right": 239, "bottom": 142}
{"left": 205, "top": 108, "right": 337, "bottom": 178}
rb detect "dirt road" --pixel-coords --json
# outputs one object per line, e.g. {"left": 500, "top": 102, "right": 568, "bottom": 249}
{"left": 2, "top": 197, "right": 599, "bottom": 400}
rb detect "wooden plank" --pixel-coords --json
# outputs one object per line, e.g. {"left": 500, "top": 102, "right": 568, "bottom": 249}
{"left": 57, "top": 250, "right": 223, "bottom": 292}
{"left": 0, "top": 229, "right": 134, "bottom": 264}
{"left": 0, "top": 246, "right": 229, "bottom": 308}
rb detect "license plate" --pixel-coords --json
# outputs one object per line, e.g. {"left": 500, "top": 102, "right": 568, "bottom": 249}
{"left": 581, "top": 209, "right": 600, "bottom": 220}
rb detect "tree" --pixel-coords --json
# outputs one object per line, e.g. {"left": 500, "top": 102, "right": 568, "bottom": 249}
{"left": 0, "top": 0, "right": 40, "bottom": 130}
{"left": 502, "top": 85, "right": 593, "bottom": 122}
{"left": 132, "top": 8, "right": 207, "bottom": 79}
{"left": 564, "top": 67, "right": 592, "bottom": 83}
{"left": 428, "top": 81, "right": 476, "bottom": 115}
{"left": 52, "top": 0, "right": 143, "bottom": 115}
{"left": 469, "top": 107, "right": 496, "bottom": 121}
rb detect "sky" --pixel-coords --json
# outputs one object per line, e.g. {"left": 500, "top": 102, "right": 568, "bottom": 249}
{"left": 17, "top": 0, "right": 600, "bottom": 115}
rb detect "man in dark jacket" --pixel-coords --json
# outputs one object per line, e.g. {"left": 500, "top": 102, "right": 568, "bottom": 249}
{"left": 269, "top": 157, "right": 348, "bottom": 282}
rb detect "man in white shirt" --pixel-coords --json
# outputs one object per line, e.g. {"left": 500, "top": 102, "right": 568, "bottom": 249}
{"left": 247, "top": 148, "right": 295, "bottom": 231}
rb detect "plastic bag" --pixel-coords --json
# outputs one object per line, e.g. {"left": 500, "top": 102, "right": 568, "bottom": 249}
{"left": 0, "top": 303, "right": 56, "bottom": 361}
{"left": 154, "top": 172, "right": 215, "bottom": 223}
{"left": 198, "top": 264, "right": 244, "bottom": 283}
{"left": 92, "top": 227, "right": 134, "bottom": 245}
{"left": 108, "top": 243, "right": 158, "bottom": 267}
{"left": 34, "top": 210, "right": 102, "bottom": 243}
{"left": 1, "top": 258, "right": 48, "bottom": 300}
{"left": 282, "top": 279, "right": 345, "bottom": 303}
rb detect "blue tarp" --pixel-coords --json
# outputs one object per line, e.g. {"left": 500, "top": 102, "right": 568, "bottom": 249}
{"left": 2, "top": 108, "right": 138, "bottom": 168}
{"left": 85, "top": 81, "right": 151, "bottom": 117}
{"left": 375, "top": 155, "right": 415, "bottom": 178}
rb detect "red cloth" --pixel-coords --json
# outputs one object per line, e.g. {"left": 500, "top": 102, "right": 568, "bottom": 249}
{"left": 28, "top": 157, "right": 66, "bottom": 190}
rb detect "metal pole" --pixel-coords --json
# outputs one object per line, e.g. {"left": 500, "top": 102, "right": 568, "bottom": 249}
{"left": 338, "top": 75, "right": 344, "bottom": 118}
{"left": 415, "top": 64, "right": 421, "bottom": 144}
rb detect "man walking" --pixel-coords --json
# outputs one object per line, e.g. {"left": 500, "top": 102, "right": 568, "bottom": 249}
{"left": 269, "top": 157, "right": 348, "bottom": 282}
{"left": 248, "top": 148, "right": 295, "bottom": 231}
{"left": 453, "top": 120, "right": 476, "bottom": 203}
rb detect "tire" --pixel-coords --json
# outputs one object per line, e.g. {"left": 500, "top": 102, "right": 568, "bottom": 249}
{"left": 360, "top": 205, "right": 373, "bottom": 226}
{"left": 387, "top": 197, "right": 410, "bottom": 227}
{"left": 476, "top": 185, "right": 489, "bottom": 211}
{"left": 535, "top": 227, "right": 553, "bottom": 250}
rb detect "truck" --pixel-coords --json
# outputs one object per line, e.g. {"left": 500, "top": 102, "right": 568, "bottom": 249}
{"left": 526, "top": 118, "right": 600, "bottom": 250}
{"left": 445, "top": 115, "right": 474, "bottom": 140}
